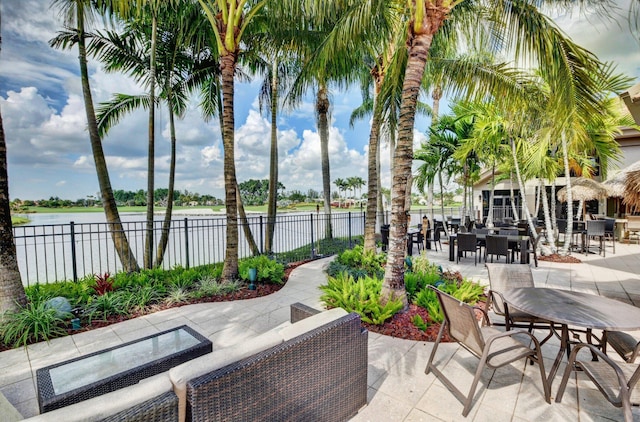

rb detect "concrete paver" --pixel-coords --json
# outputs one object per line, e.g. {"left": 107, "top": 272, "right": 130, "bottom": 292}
{"left": 0, "top": 241, "right": 638, "bottom": 420}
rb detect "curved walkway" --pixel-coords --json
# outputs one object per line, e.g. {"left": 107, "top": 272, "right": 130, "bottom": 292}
{"left": 2, "top": 242, "right": 640, "bottom": 420}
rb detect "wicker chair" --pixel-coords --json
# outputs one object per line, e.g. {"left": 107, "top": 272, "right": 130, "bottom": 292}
{"left": 425, "top": 287, "right": 550, "bottom": 417}
{"left": 456, "top": 233, "right": 479, "bottom": 265}
{"left": 426, "top": 227, "right": 441, "bottom": 251}
{"left": 556, "top": 343, "right": 640, "bottom": 422}
{"left": 485, "top": 264, "right": 553, "bottom": 344}
{"left": 585, "top": 220, "right": 606, "bottom": 256}
{"left": 603, "top": 217, "right": 616, "bottom": 254}
{"left": 484, "top": 235, "right": 509, "bottom": 263}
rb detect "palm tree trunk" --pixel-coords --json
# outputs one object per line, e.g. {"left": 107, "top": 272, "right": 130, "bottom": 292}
{"left": 0, "top": 107, "right": 27, "bottom": 313}
{"left": 540, "top": 179, "right": 556, "bottom": 255}
{"left": 509, "top": 170, "right": 518, "bottom": 219}
{"left": 236, "top": 184, "right": 260, "bottom": 256}
{"left": 265, "top": 61, "right": 278, "bottom": 254}
{"left": 376, "top": 137, "right": 384, "bottom": 225}
{"left": 317, "top": 84, "right": 333, "bottom": 239}
{"left": 77, "top": 5, "right": 138, "bottom": 273}
{"left": 154, "top": 100, "right": 176, "bottom": 268}
{"left": 382, "top": 23, "right": 443, "bottom": 309}
{"left": 560, "top": 133, "right": 573, "bottom": 255}
{"left": 221, "top": 53, "right": 239, "bottom": 281}
{"left": 364, "top": 105, "right": 382, "bottom": 252}
{"left": 144, "top": 15, "right": 158, "bottom": 269}
{"left": 438, "top": 170, "right": 448, "bottom": 237}
{"left": 487, "top": 162, "right": 496, "bottom": 227}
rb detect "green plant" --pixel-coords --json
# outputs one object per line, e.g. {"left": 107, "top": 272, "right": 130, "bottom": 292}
{"left": 319, "top": 273, "right": 403, "bottom": 325}
{"left": 93, "top": 272, "right": 114, "bottom": 295}
{"left": 195, "top": 276, "right": 242, "bottom": 297}
{"left": 414, "top": 288, "right": 443, "bottom": 323}
{"left": 1, "top": 302, "right": 69, "bottom": 348}
{"left": 85, "top": 291, "right": 130, "bottom": 321}
{"left": 412, "top": 314, "right": 428, "bottom": 331}
{"left": 127, "top": 286, "right": 163, "bottom": 310}
{"left": 238, "top": 255, "right": 285, "bottom": 284}
{"left": 446, "top": 279, "right": 485, "bottom": 304}
{"left": 335, "top": 245, "right": 386, "bottom": 278}
{"left": 164, "top": 287, "right": 190, "bottom": 306}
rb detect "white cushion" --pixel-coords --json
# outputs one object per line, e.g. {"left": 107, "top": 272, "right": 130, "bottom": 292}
{"left": 279, "top": 307, "right": 348, "bottom": 341}
{"left": 24, "top": 373, "right": 173, "bottom": 422}
{"left": 169, "top": 329, "right": 284, "bottom": 422}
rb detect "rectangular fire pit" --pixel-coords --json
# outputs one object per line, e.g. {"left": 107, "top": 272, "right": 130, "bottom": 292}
{"left": 36, "top": 325, "right": 211, "bottom": 413}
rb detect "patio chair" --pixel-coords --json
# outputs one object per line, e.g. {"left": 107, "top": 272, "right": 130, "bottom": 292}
{"left": 585, "top": 219, "right": 606, "bottom": 256}
{"left": 425, "top": 286, "right": 551, "bottom": 417}
{"left": 556, "top": 343, "right": 640, "bottom": 422}
{"left": 605, "top": 331, "right": 640, "bottom": 363}
{"left": 557, "top": 219, "right": 568, "bottom": 243}
{"left": 411, "top": 227, "right": 425, "bottom": 254}
{"left": 473, "top": 228, "right": 489, "bottom": 257}
{"left": 603, "top": 217, "right": 616, "bottom": 254}
{"left": 484, "top": 235, "right": 510, "bottom": 263}
{"left": 426, "top": 226, "right": 442, "bottom": 251}
{"left": 457, "top": 233, "right": 479, "bottom": 265}
{"left": 485, "top": 263, "right": 553, "bottom": 344}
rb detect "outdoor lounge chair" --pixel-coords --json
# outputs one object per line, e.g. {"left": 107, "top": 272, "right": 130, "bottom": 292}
{"left": 556, "top": 343, "right": 640, "bottom": 422}
{"left": 605, "top": 331, "right": 640, "bottom": 363}
{"left": 425, "top": 286, "right": 550, "bottom": 417}
{"left": 485, "top": 264, "right": 553, "bottom": 344}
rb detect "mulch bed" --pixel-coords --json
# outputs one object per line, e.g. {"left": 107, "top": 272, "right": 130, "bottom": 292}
{"left": 538, "top": 254, "right": 582, "bottom": 263}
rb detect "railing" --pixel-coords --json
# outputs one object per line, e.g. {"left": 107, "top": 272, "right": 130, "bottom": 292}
{"left": 13, "top": 212, "right": 365, "bottom": 286}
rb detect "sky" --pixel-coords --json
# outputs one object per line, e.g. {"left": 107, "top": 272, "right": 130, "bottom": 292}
{"left": 0, "top": 1, "right": 639, "bottom": 202}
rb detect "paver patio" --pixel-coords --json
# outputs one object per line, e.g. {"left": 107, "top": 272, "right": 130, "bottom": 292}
{"left": 1, "top": 240, "right": 639, "bottom": 421}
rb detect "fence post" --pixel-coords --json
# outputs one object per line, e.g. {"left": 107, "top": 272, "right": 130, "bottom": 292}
{"left": 310, "top": 213, "right": 315, "bottom": 259}
{"left": 259, "top": 215, "right": 264, "bottom": 254}
{"left": 184, "top": 218, "right": 190, "bottom": 269}
{"left": 70, "top": 221, "right": 78, "bottom": 282}
{"left": 348, "top": 212, "right": 352, "bottom": 248}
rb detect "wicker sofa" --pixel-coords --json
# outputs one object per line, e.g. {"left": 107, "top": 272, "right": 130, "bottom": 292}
{"left": 3, "top": 304, "right": 367, "bottom": 422}
{"left": 169, "top": 304, "right": 369, "bottom": 422}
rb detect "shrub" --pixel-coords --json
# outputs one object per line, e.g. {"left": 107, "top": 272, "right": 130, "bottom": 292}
{"left": 238, "top": 255, "right": 285, "bottom": 284}
{"left": 442, "top": 279, "right": 485, "bottom": 304}
{"left": 85, "top": 291, "right": 131, "bottom": 321}
{"left": 93, "top": 272, "right": 114, "bottom": 295}
{"left": 319, "top": 273, "right": 403, "bottom": 325}
{"left": 164, "top": 287, "right": 190, "bottom": 306}
{"left": 414, "top": 287, "right": 443, "bottom": 323}
{"left": 1, "top": 302, "right": 69, "bottom": 348}
{"left": 194, "top": 276, "right": 242, "bottom": 297}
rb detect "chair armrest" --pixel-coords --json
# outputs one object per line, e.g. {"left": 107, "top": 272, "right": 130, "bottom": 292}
{"left": 472, "top": 305, "right": 491, "bottom": 327}
{"left": 290, "top": 302, "right": 321, "bottom": 323}
{"left": 566, "top": 343, "right": 635, "bottom": 387}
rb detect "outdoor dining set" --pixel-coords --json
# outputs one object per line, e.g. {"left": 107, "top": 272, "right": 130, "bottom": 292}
{"left": 427, "top": 263, "right": 640, "bottom": 422}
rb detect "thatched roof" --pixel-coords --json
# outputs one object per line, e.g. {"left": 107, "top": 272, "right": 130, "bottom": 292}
{"left": 623, "top": 169, "right": 640, "bottom": 211}
{"left": 557, "top": 177, "right": 607, "bottom": 202}
{"left": 603, "top": 160, "right": 640, "bottom": 198}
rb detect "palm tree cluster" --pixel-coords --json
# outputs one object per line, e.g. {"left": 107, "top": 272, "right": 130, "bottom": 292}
{"left": 1, "top": 0, "right": 638, "bottom": 314}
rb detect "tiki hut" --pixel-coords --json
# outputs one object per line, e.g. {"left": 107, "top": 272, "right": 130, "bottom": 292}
{"left": 557, "top": 177, "right": 607, "bottom": 203}
{"left": 603, "top": 160, "right": 640, "bottom": 198}
{"left": 623, "top": 168, "right": 640, "bottom": 212}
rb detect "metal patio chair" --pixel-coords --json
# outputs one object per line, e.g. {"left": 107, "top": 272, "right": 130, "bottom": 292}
{"left": 485, "top": 263, "right": 553, "bottom": 344}
{"left": 484, "top": 235, "right": 510, "bottom": 263}
{"left": 425, "top": 287, "right": 551, "bottom": 417}
{"left": 556, "top": 343, "right": 640, "bottom": 422}
{"left": 457, "top": 233, "right": 479, "bottom": 265}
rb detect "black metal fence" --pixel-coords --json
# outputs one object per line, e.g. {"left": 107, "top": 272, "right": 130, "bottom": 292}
{"left": 13, "top": 212, "right": 366, "bottom": 286}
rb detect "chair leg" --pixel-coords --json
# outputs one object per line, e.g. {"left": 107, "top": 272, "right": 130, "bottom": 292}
{"left": 462, "top": 357, "right": 488, "bottom": 417}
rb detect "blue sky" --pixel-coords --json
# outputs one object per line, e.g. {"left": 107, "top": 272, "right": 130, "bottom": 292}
{"left": 1, "top": 1, "right": 639, "bottom": 201}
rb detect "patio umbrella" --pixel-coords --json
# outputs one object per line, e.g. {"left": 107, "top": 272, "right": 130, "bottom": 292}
{"left": 557, "top": 177, "right": 607, "bottom": 203}
{"left": 623, "top": 169, "right": 640, "bottom": 212}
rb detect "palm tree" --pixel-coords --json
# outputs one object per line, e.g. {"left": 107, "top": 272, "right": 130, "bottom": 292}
{"left": 0, "top": 18, "right": 27, "bottom": 311}
{"left": 91, "top": 2, "right": 203, "bottom": 267}
{"left": 197, "top": 0, "right": 267, "bottom": 281}
{"left": 102, "top": 0, "right": 179, "bottom": 269}
{"left": 50, "top": 0, "right": 138, "bottom": 273}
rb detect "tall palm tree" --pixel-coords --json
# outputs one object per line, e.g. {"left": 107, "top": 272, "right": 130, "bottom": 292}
{"left": 103, "top": 0, "right": 179, "bottom": 269}
{"left": 0, "top": 19, "right": 27, "bottom": 312}
{"left": 198, "top": 0, "right": 267, "bottom": 281}
{"left": 50, "top": 0, "right": 138, "bottom": 272}
{"left": 91, "top": 2, "right": 202, "bottom": 267}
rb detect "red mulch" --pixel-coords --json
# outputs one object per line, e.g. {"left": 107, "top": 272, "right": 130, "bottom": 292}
{"left": 538, "top": 253, "right": 582, "bottom": 263}
{"left": 363, "top": 304, "right": 447, "bottom": 342}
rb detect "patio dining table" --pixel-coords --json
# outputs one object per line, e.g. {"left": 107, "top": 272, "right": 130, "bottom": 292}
{"left": 448, "top": 233, "right": 530, "bottom": 264}
{"left": 502, "top": 287, "right": 640, "bottom": 390}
